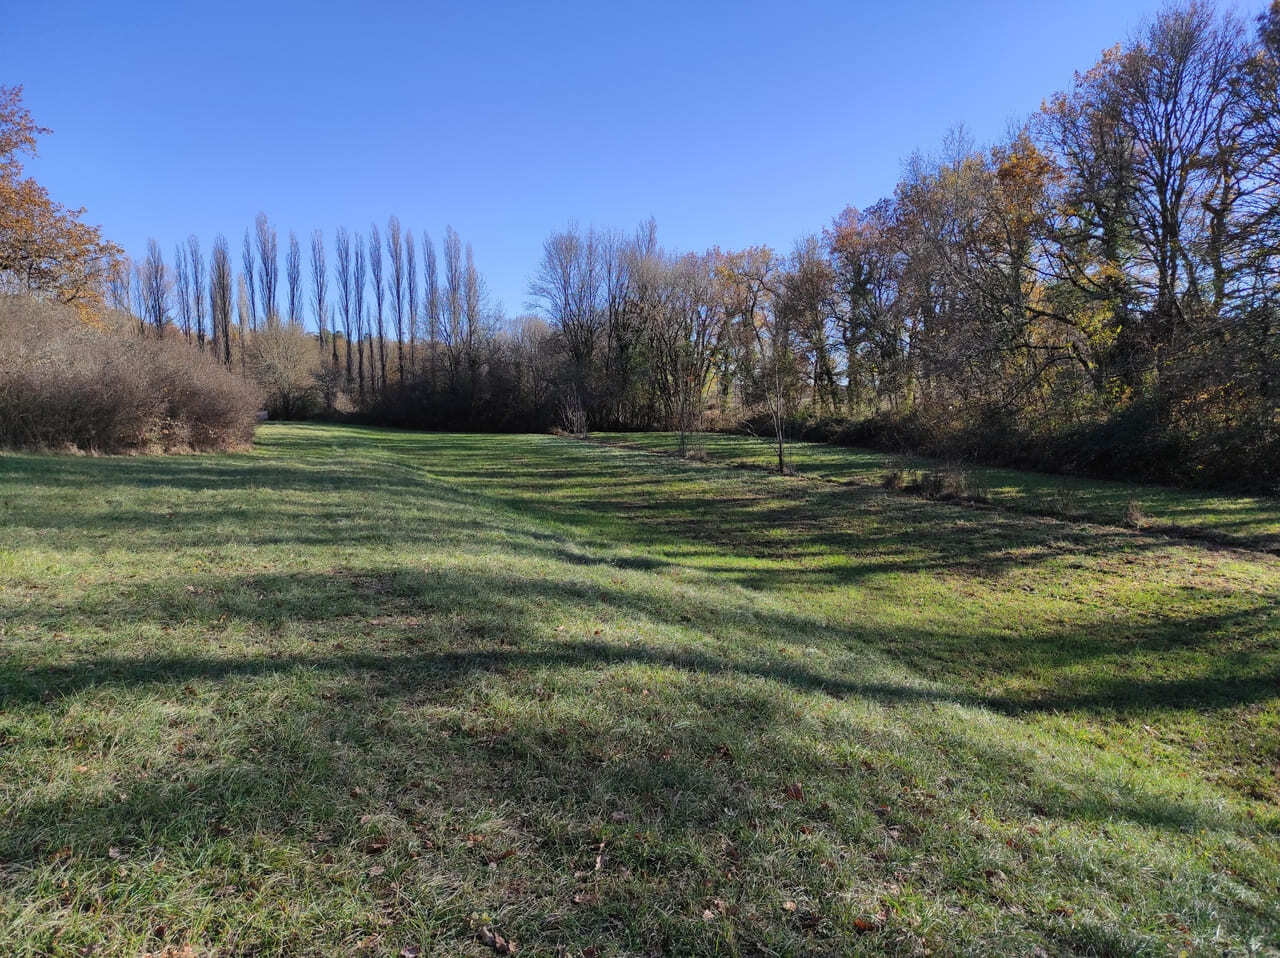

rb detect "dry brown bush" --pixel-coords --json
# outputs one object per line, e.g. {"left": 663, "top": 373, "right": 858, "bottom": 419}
{"left": 0, "top": 294, "right": 261, "bottom": 452}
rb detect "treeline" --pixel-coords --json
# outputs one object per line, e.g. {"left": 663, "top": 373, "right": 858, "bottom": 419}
{"left": 522, "top": 0, "right": 1280, "bottom": 486}
{"left": 109, "top": 215, "right": 532, "bottom": 426}
{"left": 5, "top": 2, "right": 1278, "bottom": 485}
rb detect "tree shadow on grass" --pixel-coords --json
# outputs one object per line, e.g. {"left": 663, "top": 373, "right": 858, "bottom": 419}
{"left": 7, "top": 431, "right": 1265, "bottom": 599}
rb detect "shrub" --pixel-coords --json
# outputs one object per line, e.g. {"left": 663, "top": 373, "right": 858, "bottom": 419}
{"left": 1047, "top": 481, "right": 1082, "bottom": 517}
{"left": 0, "top": 294, "right": 261, "bottom": 452}
{"left": 1125, "top": 499, "right": 1148, "bottom": 529}
{"left": 915, "top": 464, "right": 987, "bottom": 502}
{"left": 244, "top": 324, "right": 325, "bottom": 420}
{"left": 881, "top": 469, "right": 907, "bottom": 491}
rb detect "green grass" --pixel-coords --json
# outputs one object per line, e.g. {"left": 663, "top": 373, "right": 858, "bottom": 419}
{"left": 592, "top": 431, "right": 1280, "bottom": 549}
{"left": 1, "top": 422, "right": 1278, "bottom": 956}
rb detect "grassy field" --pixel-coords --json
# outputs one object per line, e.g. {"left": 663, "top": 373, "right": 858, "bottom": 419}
{"left": 1, "top": 423, "right": 1278, "bottom": 956}
{"left": 592, "top": 432, "right": 1280, "bottom": 549}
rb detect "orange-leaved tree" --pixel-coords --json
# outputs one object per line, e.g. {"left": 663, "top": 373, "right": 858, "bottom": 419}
{"left": 0, "top": 85, "right": 120, "bottom": 316}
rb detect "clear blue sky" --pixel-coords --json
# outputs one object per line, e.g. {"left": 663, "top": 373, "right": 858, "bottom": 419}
{"left": 11, "top": 0, "right": 1268, "bottom": 319}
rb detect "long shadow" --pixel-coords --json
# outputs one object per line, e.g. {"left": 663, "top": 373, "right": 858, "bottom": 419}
{"left": 9, "top": 428, "right": 1260, "bottom": 597}
{"left": 5, "top": 428, "right": 1279, "bottom": 950}
{"left": 4, "top": 564, "right": 1276, "bottom": 720}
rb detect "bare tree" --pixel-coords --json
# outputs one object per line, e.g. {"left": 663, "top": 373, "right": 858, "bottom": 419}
{"left": 235, "top": 272, "right": 250, "bottom": 374}
{"left": 241, "top": 229, "right": 258, "bottom": 331}
{"left": 353, "top": 233, "right": 368, "bottom": 402}
{"left": 720, "top": 247, "right": 789, "bottom": 472}
{"left": 443, "top": 225, "right": 463, "bottom": 390}
{"left": 387, "top": 215, "right": 406, "bottom": 389}
{"left": 464, "top": 241, "right": 483, "bottom": 399}
{"left": 310, "top": 229, "right": 330, "bottom": 354}
{"left": 210, "top": 235, "right": 233, "bottom": 365}
{"left": 173, "top": 240, "right": 192, "bottom": 342}
{"left": 140, "top": 238, "right": 169, "bottom": 337}
{"left": 423, "top": 231, "right": 440, "bottom": 394}
{"left": 335, "top": 227, "right": 354, "bottom": 390}
{"left": 368, "top": 223, "right": 386, "bottom": 394}
{"left": 107, "top": 256, "right": 132, "bottom": 319}
{"left": 405, "top": 230, "right": 418, "bottom": 378}
{"left": 255, "top": 212, "right": 279, "bottom": 328}
{"left": 187, "top": 235, "right": 206, "bottom": 348}
{"left": 529, "top": 224, "right": 604, "bottom": 407}
{"left": 286, "top": 230, "right": 302, "bottom": 328}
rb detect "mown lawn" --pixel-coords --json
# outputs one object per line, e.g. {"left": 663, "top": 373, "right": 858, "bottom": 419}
{"left": 592, "top": 432, "right": 1280, "bottom": 549}
{"left": 1, "top": 422, "right": 1278, "bottom": 956}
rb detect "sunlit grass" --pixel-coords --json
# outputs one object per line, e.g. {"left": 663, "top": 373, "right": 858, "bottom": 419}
{"left": 1, "top": 422, "right": 1277, "bottom": 956}
{"left": 593, "top": 431, "right": 1280, "bottom": 547}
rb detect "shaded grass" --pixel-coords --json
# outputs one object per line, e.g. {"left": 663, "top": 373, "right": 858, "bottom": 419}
{"left": 592, "top": 431, "right": 1280, "bottom": 550}
{"left": 1, "top": 423, "right": 1278, "bottom": 956}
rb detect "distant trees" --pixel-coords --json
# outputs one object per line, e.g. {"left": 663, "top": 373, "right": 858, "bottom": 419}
{"left": 40, "top": 0, "right": 1269, "bottom": 487}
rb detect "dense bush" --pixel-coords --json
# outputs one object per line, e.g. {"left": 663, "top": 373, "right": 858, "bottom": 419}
{"left": 244, "top": 324, "right": 325, "bottom": 420}
{"left": 752, "top": 395, "right": 1279, "bottom": 493}
{"left": 0, "top": 295, "right": 261, "bottom": 452}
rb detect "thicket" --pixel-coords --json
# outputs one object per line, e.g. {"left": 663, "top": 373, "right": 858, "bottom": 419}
{"left": 0, "top": 296, "right": 260, "bottom": 453}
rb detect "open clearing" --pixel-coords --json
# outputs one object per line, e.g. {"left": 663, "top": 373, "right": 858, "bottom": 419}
{"left": 2, "top": 423, "right": 1278, "bottom": 956}
{"left": 592, "top": 432, "right": 1280, "bottom": 549}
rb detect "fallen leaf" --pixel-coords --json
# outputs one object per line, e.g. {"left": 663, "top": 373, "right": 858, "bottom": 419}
{"left": 477, "top": 926, "right": 517, "bottom": 954}
{"left": 782, "top": 900, "right": 798, "bottom": 912}
{"left": 368, "top": 865, "right": 385, "bottom": 877}
{"left": 784, "top": 783, "right": 805, "bottom": 802}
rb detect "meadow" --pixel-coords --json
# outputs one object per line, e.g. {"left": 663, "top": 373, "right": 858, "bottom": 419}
{"left": 592, "top": 432, "right": 1280, "bottom": 549}
{"left": 1, "top": 423, "right": 1278, "bottom": 956}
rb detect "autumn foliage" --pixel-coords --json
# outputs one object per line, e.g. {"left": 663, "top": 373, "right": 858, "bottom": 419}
{"left": 0, "top": 86, "right": 120, "bottom": 315}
